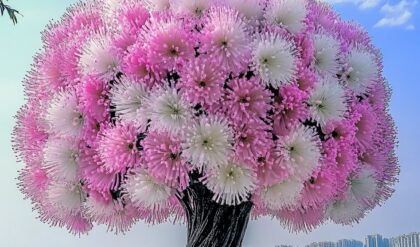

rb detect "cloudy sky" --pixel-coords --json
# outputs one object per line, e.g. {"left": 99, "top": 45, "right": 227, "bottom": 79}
{"left": 0, "top": 1, "right": 419, "bottom": 246}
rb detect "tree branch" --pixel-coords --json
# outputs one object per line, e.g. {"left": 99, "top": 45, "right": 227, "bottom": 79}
{"left": 0, "top": 0, "right": 20, "bottom": 24}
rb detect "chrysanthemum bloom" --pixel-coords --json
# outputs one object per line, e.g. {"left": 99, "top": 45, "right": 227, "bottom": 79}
{"left": 182, "top": 116, "right": 233, "bottom": 170}
{"left": 178, "top": 57, "right": 224, "bottom": 108}
{"left": 97, "top": 123, "right": 140, "bottom": 173}
{"left": 109, "top": 77, "right": 150, "bottom": 130}
{"left": 203, "top": 158, "right": 256, "bottom": 205}
{"left": 141, "top": 130, "right": 190, "bottom": 189}
{"left": 14, "top": 0, "right": 398, "bottom": 245}
{"left": 252, "top": 33, "right": 297, "bottom": 88}
{"left": 202, "top": 6, "right": 251, "bottom": 74}
{"left": 233, "top": 119, "right": 272, "bottom": 164}
{"left": 225, "top": 77, "right": 272, "bottom": 122}
{"left": 273, "top": 84, "right": 308, "bottom": 136}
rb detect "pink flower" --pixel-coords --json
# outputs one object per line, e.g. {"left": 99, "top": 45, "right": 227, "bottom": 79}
{"left": 142, "top": 130, "right": 190, "bottom": 189}
{"left": 273, "top": 84, "right": 308, "bottom": 136}
{"left": 300, "top": 163, "right": 336, "bottom": 209}
{"left": 352, "top": 101, "right": 377, "bottom": 151}
{"left": 117, "top": 2, "right": 150, "bottom": 33}
{"left": 78, "top": 75, "right": 110, "bottom": 122}
{"left": 122, "top": 42, "right": 156, "bottom": 84}
{"left": 323, "top": 119, "right": 356, "bottom": 145}
{"left": 234, "top": 119, "right": 273, "bottom": 164}
{"left": 277, "top": 206, "right": 326, "bottom": 233}
{"left": 18, "top": 162, "right": 49, "bottom": 202}
{"left": 225, "top": 77, "right": 272, "bottom": 123}
{"left": 97, "top": 123, "right": 140, "bottom": 173}
{"left": 201, "top": 7, "right": 251, "bottom": 74}
{"left": 79, "top": 144, "right": 120, "bottom": 194}
{"left": 142, "top": 17, "right": 195, "bottom": 71}
{"left": 255, "top": 150, "right": 289, "bottom": 187}
{"left": 178, "top": 57, "right": 225, "bottom": 107}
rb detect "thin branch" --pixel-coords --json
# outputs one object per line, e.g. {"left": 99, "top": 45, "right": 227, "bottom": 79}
{"left": 0, "top": 0, "right": 21, "bottom": 24}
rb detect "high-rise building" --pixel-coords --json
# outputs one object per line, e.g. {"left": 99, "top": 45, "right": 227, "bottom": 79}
{"left": 306, "top": 242, "right": 336, "bottom": 247}
{"left": 365, "top": 234, "right": 390, "bottom": 247}
{"left": 390, "top": 232, "right": 420, "bottom": 247}
{"left": 336, "top": 239, "right": 364, "bottom": 247}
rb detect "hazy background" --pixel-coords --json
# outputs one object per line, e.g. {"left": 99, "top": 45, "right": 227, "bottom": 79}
{"left": 0, "top": 1, "right": 419, "bottom": 246}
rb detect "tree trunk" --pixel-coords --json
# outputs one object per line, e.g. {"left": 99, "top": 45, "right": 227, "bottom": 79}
{"left": 177, "top": 175, "right": 253, "bottom": 247}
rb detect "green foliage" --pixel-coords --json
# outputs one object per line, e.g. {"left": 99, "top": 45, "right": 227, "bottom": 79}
{"left": 0, "top": 0, "right": 20, "bottom": 24}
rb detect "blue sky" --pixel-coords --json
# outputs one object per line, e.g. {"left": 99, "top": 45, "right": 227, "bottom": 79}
{"left": 0, "top": 1, "right": 419, "bottom": 246}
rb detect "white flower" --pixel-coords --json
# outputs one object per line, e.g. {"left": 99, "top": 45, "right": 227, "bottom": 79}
{"left": 47, "top": 181, "right": 85, "bottom": 214}
{"left": 260, "top": 179, "right": 303, "bottom": 210}
{"left": 204, "top": 159, "right": 256, "bottom": 205}
{"left": 349, "top": 167, "right": 378, "bottom": 207}
{"left": 170, "top": 0, "right": 210, "bottom": 16}
{"left": 226, "top": 0, "right": 264, "bottom": 21}
{"left": 327, "top": 194, "right": 365, "bottom": 225}
{"left": 146, "top": 86, "right": 190, "bottom": 135}
{"left": 265, "top": 0, "right": 307, "bottom": 33}
{"left": 308, "top": 77, "right": 347, "bottom": 126}
{"left": 276, "top": 125, "right": 321, "bottom": 181}
{"left": 110, "top": 78, "right": 150, "bottom": 130}
{"left": 252, "top": 33, "right": 297, "bottom": 88}
{"left": 45, "top": 90, "right": 84, "bottom": 138}
{"left": 142, "top": 0, "right": 170, "bottom": 11}
{"left": 343, "top": 47, "right": 379, "bottom": 95}
{"left": 313, "top": 33, "right": 340, "bottom": 75}
{"left": 124, "top": 168, "right": 172, "bottom": 210}
{"left": 79, "top": 32, "right": 119, "bottom": 80}
{"left": 43, "top": 137, "right": 80, "bottom": 182}
{"left": 83, "top": 195, "right": 116, "bottom": 223}
{"left": 182, "top": 116, "right": 234, "bottom": 170}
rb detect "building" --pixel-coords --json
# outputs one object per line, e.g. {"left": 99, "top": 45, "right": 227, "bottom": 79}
{"left": 365, "top": 234, "right": 390, "bottom": 247}
{"left": 306, "top": 242, "right": 336, "bottom": 247}
{"left": 390, "top": 232, "right": 420, "bottom": 247}
{"left": 336, "top": 239, "right": 364, "bottom": 247}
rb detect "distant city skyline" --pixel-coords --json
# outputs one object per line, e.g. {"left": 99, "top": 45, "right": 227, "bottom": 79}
{"left": 275, "top": 232, "right": 420, "bottom": 247}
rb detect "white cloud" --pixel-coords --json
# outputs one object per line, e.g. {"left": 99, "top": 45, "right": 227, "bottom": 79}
{"left": 374, "top": 0, "right": 417, "bottom": 29}
{"left": 323, "top": 0, "right": 382, "bottom": 9}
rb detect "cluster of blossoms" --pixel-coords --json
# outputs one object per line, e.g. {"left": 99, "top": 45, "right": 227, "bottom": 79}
{"left": 13, "top": 0, "right": 398, "bottom": 234}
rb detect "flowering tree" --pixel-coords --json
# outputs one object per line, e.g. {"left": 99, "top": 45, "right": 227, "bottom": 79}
{"left": 13, "top": 0, "right": 399, "bottom": 246}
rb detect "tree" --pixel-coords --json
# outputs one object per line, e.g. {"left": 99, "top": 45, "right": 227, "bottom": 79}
{"left": 0, "top": 0, "right": 20, "bottom": 24}
{"left": 13, "top": 0, "right": 399, "bottom": 246}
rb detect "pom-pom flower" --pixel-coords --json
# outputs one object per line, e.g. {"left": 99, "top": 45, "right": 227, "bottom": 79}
{"left": 14, "top": 0, "right": 398, "bottom": 237}
{"left": 110, "top": 78, "right": 150, "bottom": 130}
{"left": 342, "top": 47, "right": 379, "bottom": 95}
{"left": 178, "top": 57, "right": 224, "bottom": 107}
{"left": 45, "top": 90, "right": 84, "bottom": 138}
{"left": 260, "top": 178, "right": 303, "bottom": 210}
{"left": 142, "top": 130, "right": 190, "bottom": 189}
{"left": 265, "top": 0, "right": 308, "bottom": 34}
{"left": 225, "top": 77, "right": 272, "bottom": 122}
{"left": 79, "top": 31, "right": 119, "bottom": 80}
{"left": 252, "top": 33, "right": 297, "bottom": 88}
{"left": 146, "top": 86, "right": 190, "bottom": 135}
{"left": 276, "top": 125, "right": 321, "bottom": 181}
{"left": 124, "top": 168, "right": 172, "bottom": 210}
{"left": 308, "top": 76, "right": 347, "bottom": 126}
{"left": 202, "top": 6, "right": 251, "bottom": 73}
{"left": 97, "top": 123, "right": 140, "bottom": 173}
{"left": 312, "top": 33, "right": 340, "bottom": 75}
{"left": 203, "top": 159, "right": 256, "bottom": 205}
{"left": 182, "top": 116, "right": 234, "bottom": 170}
{"left": 43, "top": 137, "right": 80, "bottom": 182}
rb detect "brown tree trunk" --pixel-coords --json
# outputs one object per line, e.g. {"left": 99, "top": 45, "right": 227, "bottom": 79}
{"left": 177, "top": 174, "right": 253, "bottom": 247}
